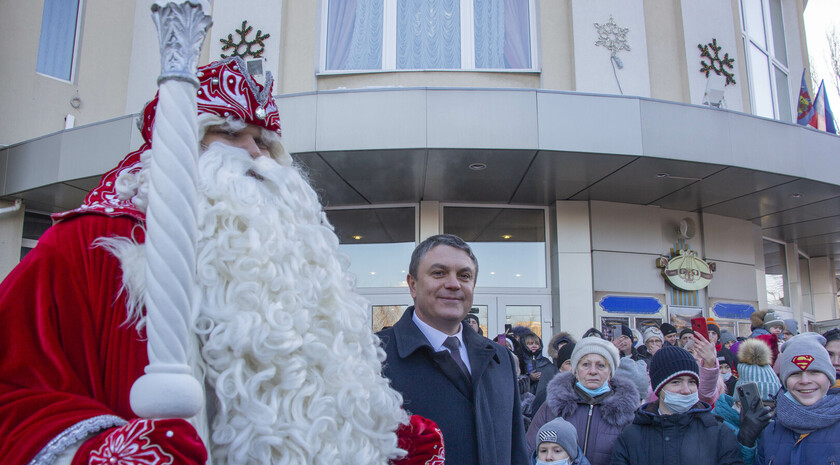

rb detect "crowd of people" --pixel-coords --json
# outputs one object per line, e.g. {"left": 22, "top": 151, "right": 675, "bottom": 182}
{"left": 486, "top": 311, "right": 840, "bottom": 465}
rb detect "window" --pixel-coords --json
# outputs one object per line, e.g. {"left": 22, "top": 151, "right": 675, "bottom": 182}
{"left": 443, "top": 206, "right": 547, "bottom": 288}
{"left": 325, "top": 206, "right": 416, "bottom": 287}
{"left": 740, "top": 0, "right": 791, "bottom": 122}
{"left": 36, "top": 0, "right": 83, "bottom": 81}
{"left": 764, "top": 239, "right": 789, "bottom": 307}
{"left": 323, "top": 0, "right": 536, "bottom": 72}
{"left": 21, "top": 211, "right": 52, "bottom": 260}
{"left": 799, "top": 253, "right": 813, "bottom": 315}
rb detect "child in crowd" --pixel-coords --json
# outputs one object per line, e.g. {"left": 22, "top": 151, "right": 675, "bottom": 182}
{"left": 533, "top": 417, "right": 591, "bottom": 465}
{"left": 521, "top": 332, "right": 554, "bottom": 395}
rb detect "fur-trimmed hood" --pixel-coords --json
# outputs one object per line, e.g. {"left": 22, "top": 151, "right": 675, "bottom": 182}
{"left": 545, "top": 371, "right": 638, "bottom": 427}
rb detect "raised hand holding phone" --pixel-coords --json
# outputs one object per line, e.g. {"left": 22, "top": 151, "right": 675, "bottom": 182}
{"left": 736, "top": 382, "right": 772, "bottom": 447}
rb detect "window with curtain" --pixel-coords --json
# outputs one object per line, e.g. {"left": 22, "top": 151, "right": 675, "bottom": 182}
{"left": 740, "top": 0, "right": 791, "bottom": 122}
{"left": 36, "top": 0, "right": 82, "bottom": 81}
{"left": 324, "top": 0, "right": 533, "bottom": 71}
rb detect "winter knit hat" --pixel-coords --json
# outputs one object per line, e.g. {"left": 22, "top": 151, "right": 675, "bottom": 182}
{"left": 779, "top": 333, "right": 836, "bottom": 387}
{"left": 717, "top": 349, "right": 737, "bottom": 370}
{"left": 706, "top": 318, "right": 721, "bottom": 337}
{"left": 570, "top": 336, "right": 621, "bottom": 377}
{"left": 643, "top": 327, "right": 663, "bottom": 344}
{"left": 536, "top": 417, "right": 579, "bottom": 461}
{"left": 734, "top": 339, "right": 781, "bottom": 401}
{"left": 619, "top": 324, "right": 635, "bottom": 342}
{"left": 659, "top": 323, "right": 678, "bottom": 337}
{"left": 649, "top": 345, "right": 700, "bottom": 395}
{"left": 720, "top": 330, "right": 737, "bottom": 346}
{"left": 782, "top": 319, "right": 799, "bottom": 335}
{"left": 763, "top": 312, "right": 786, "bottom": 331}
{"left": 555, "top": 342, "right": 576, "bottom": 369}
{"left": 463, "top": 314, "right": 479, "bottom": 325}
{"left": 582, "top": 327, "right": 606, "bottom": 340}
{"left": 615, "top": 356, "right": 650, "bottom": 401}
{"left": 679, "top": 328, "right": 694, "bottom": 339}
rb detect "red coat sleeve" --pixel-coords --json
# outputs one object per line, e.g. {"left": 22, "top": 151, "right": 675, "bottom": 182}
{"left": 0, "top": 215, "right": 149, "bottom": 464}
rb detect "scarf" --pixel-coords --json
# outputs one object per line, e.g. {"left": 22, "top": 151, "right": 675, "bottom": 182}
{"left": 775, "top": 389, "right": 840, "bottom": 434}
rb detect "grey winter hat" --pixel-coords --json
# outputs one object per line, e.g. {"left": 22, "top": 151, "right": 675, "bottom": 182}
{"left": 783, "top": 319, "right": 799, "bottom": 335}
{"left": 643, "top": 327, "right": 663, "bottom": 344}
{"left": 536, "top": 417, "right": 579, "bottom": 461}
{"left": 779, "top": 332, "right": 836, "bottom": 387}
{"left": 719, "top": 330, "right": 737, "bottom": 346}
{"left": 615, "top": 356, "right": 650, "bottom": 401}
{"left": 763, "top": 312, "right": 785, "bottom": 331}
{"left": 570, "top": 336, "right": 621, "bottom": 377}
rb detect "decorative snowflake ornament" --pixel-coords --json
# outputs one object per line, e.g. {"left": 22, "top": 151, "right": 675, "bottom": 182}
{"left": 594, "top": 15, "right": 631, "bottom": 69}
{"left": 220, "top": 20, "right": 270, "bottom": 59}
{"left": 698, "top": 38, "right": 736, "bottom": 85}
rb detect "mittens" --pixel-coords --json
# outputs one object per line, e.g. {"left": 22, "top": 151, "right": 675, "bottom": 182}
{"left": 73, "top": 418, "right": 206, "bottom": 465}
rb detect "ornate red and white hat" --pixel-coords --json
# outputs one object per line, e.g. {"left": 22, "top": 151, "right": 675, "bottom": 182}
{"left": 54, "top": 57, "right": 281, "bottom": 223}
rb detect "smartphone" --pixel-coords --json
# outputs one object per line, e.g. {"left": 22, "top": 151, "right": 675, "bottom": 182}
{"left": 737, "top": 382, "right": 761, "bottom": 411}
{"left": 611, "top": 324, "right": 622, "bottom": 341}
{"left": 691, "top": 317, "right": 709, "bottom": 341}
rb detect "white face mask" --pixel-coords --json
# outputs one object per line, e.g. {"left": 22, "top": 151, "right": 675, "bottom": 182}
{"left": 720, "top": 372, "right": 732, "bottom": 382}
{"left": 536, "top": 459, "right": 569, "bottom": 465}
{"left": 661, "top": 389, "right": 699, "bottom": 414}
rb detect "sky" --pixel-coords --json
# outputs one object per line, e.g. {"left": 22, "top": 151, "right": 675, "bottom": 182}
{"left": 803, "top": 0, "right": 840, "bottom": 119}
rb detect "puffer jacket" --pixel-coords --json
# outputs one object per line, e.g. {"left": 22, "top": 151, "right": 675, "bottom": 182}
{"left": 755, "top": 389, "right": 840, "bottom": 465}
{"left": 526, "top": 372, "right": 639, "bottom": 465}
{"left": 609, "top": 401, "right": 742, "bottom": 465}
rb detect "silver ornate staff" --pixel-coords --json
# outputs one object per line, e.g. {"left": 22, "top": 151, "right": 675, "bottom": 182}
{"left": 129, "top": 0, "right": 212, "bottom": 419}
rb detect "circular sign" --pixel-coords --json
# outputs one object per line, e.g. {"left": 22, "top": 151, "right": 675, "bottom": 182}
{"left": 663, "top": 250, "right": 713, "bottom": 291}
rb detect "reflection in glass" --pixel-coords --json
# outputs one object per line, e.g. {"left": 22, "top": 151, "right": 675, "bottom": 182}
{"left": 749, "top": 45, "right": 774, "bottom": 119}
{"left": 444, "top": 207, "right": 546, "bottom": 288}
{"left": 372, "top": 305, "right": 408, "bottom": 332}
{"left": 507, "top": 305, "right": 541, "bottom": 339}
{"left": 327, "top": 207, "right": 415, "bottom": 288}
{"left": 764, "top": 240, "right": 788, "bottom": 306}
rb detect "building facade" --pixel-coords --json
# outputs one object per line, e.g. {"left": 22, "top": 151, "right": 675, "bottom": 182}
{"left": 1, "top": 0, "right": 838, "bottom": 341}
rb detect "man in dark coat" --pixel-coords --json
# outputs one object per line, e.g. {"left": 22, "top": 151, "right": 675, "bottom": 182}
{"left": 378, "top": 234, "right": 529, "bottom": 465}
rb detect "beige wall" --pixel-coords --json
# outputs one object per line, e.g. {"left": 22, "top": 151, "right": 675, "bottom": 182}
{"left": 644, "top": 0, "right": 689, "bottom": 102}
{"left": 0, "top": 202, "right": 24, "bottom": 281}
{"left": 0, "top": 0, "right": 136, "bottom": 146}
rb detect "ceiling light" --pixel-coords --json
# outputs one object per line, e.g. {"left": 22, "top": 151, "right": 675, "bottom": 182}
{"left": 469, "top": 163, "right": 487, "bottom": 171}
{"left": 502, "top": 234, "right": 512, "bottom": 240}
{"left": 656, "top": 173, "right": 669, "bottom": 178}
{"left": 515, "top": 273, "right": 521, "bottom": 277}
{"left": 790, "top": 193, "right": 803, "bottom": 198}
{"left": 352, "top": 235, "right": 363, "bottom": 240}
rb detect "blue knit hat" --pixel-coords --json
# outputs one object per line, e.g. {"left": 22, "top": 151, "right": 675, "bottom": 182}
{"left": 649, "top": 345, "right": 700, "bottom": 394}
{"left": 734, "top": 339, "right": 781, "bottom": 402}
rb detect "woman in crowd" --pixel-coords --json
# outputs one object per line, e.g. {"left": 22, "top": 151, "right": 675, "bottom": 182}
{"left": 750, "top": 333, "right": 840, "bottom": 464}
{"left": 526, "top": 337, "right": 638, "bottom": 465}
{"left": 610, "top": 345, "right": 742, "bottom": 465}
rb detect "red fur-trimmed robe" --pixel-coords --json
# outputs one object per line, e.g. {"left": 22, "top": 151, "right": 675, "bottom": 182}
{"left": 0, "top": 214, "right": 150, "bottom": 463}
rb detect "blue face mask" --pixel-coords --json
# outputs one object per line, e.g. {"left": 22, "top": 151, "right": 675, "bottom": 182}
{"left": 661, "top": 389, "right": 699, "bottom": 414}
{"left": 575, "top": 380, "right": 611, "bottom": 397}
{"left": 536, "top": 459, "right": 569, "bottom": 465}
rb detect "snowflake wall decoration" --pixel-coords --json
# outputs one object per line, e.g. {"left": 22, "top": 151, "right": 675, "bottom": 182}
{"left": 594, "top": 16, "right": 631, "bottom": 69}
{"left": 698, "top": 38, "right": 736, "bottom": 85}
{"left": 220, "top": 20, "right": 270, "bottom": 59}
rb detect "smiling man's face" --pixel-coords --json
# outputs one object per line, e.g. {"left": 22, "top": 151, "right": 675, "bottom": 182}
{"left": 408, "top": 245, "right": 476, "bottom": 335}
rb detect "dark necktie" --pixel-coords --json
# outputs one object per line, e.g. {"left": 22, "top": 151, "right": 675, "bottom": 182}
{"left": 443, "top": 336, "right": 470, "bottom": 380}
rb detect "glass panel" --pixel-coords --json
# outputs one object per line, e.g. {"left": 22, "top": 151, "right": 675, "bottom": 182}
{"left": 749, "top": 44, "right": 774, "bottom": 118}
{"left": 764, "top": 240, "right": 789, "bottom": 306}
{"left": 326, "top": 0, "right": 384, "bottom": 70}
{"left": 36, "top": 0, "right": 81, "bottom": 80}
{"left": 737, "top": 321, "right": 752, "bottom": 338}
{"left": 506, "top": 305, "right": 541, "bottom": 339}
{"left": 743, "top": 0, "right": 767, "bottom": 48}
{"left": 468, "top": 305, "right": 489, "bottom": 337}
{"left": 444, "top": 207, "right": 546, "bottom": 288}
{"left": 327, "top": 207, "right": 415, "bottom": 287}
{"left": 768, "top": 0, "right": 787, "bottom": 66}
{"left": 372, "top": 304, "right": 408, "bottom": 331}
{"left": 799, "top": 256, "right": 813, "bottom": 315}
{"left": 774, "top": 66, "right": 792, "bottom": 122}
{"left": 474, "top": 0, "right": 531, "bottom": 69}
{"left": 23, "top": 212, "right": 52, "bottom": 241}
{"left": 397, "top": 0, "right": 461, "bottom": 69}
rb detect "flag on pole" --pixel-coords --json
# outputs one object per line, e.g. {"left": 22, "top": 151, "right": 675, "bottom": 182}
{"left": 809, "top": 80, "right": 838, "bottom": 134}
{"left": 796, "top": 69, "right": 814, "bottom": 126}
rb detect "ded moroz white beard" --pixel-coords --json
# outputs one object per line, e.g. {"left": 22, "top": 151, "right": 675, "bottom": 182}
{"left": 100, "top": 142, "right": 407, "bottom": 464}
